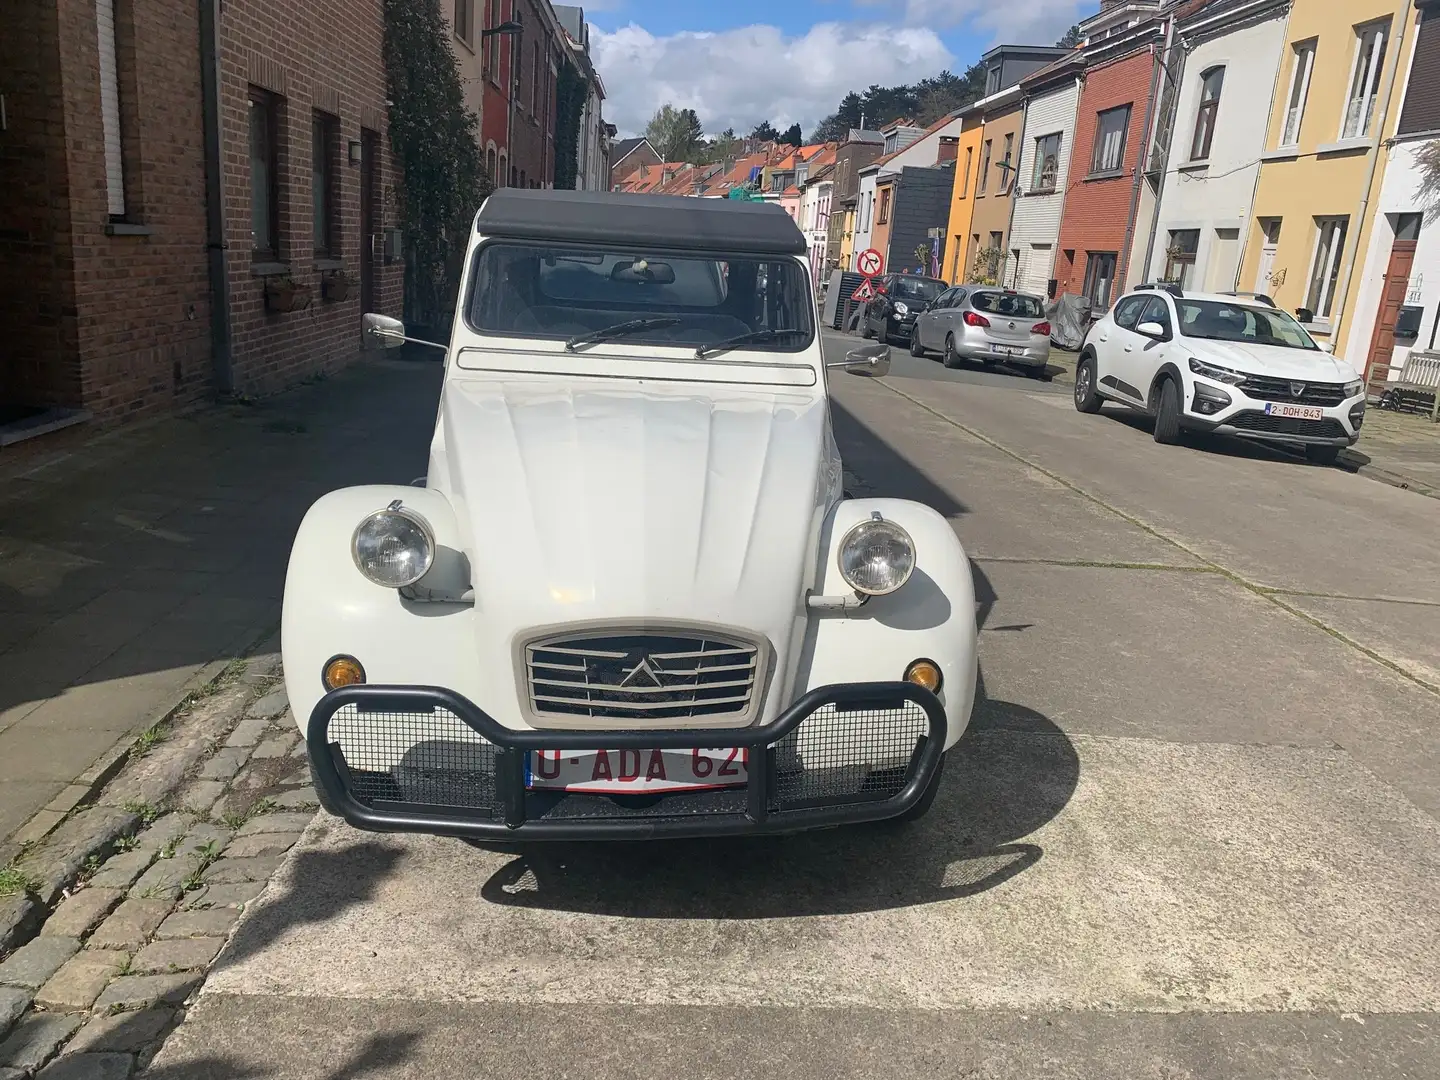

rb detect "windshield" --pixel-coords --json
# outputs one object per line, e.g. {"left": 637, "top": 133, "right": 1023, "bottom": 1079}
{"left": 1176, "top": 299, "right": 1319, "bottom": 351}
{"left": 466, "top": 242, "right": 814, "bottom": 353}
{"left": 971, "top": 291, "right": 1045, "bottom": 318}
{"left": 888, "top": 277, "right": 945, "bottom": 301}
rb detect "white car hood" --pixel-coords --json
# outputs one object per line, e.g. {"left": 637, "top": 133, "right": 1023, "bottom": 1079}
{"left": 434, "top": 378, "right": 837, "bottom": 716}
{"left": 1189, "top": 340, "right": 1355, "bottom": 382}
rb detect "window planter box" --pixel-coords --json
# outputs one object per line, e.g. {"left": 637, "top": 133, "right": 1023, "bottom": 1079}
{"left": 265, "top": 278, "right": 312, "bottom": 314}
{"left": 322, "top": 270, "right": 355, "bottom": 302}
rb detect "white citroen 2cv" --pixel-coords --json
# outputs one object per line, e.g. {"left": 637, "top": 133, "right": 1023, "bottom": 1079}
{"left": 284, "top": 188, "right": 978, "bottom": 839}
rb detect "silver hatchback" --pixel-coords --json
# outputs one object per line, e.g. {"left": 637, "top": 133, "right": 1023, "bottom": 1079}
{"left": 911, "top": 287, "right": 1051, "bottom": 377}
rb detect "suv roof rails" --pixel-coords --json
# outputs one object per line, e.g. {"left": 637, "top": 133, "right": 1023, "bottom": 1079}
{"left": 1135, "top": 282, "right": 1184, "bottom": 298}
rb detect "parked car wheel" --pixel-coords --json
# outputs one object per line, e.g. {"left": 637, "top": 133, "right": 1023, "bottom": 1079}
{"left": 1305, "top": 444, "right": 1342, "bottom": 466}
{"left": 942, "top": 333, "right": 963, "bottom": 369}
{"left": 860, "top": 317, "right": 874, "bottom": 340}
{"left": 1153, "top": 377, "right": 1182, "bottom": 444}
{"left": 1073, "top": 354, "right": 1102, "bottom": 413}
{"left": 909, "top": 332, "right": 926, "bottom": 358}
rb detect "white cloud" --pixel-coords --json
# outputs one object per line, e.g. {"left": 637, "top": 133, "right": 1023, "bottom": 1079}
{"left": 591, "top": 21, "right": 954, "bottom": 138}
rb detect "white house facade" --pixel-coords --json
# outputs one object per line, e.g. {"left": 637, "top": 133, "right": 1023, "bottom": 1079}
{"left": 1008, "top": 69, "right": 1082, "bottom": 297}
{"left": 799, "top": 175, "right": 835, "bottom": 285}
{"left": 1145, "top": 0, "right": 1290, "bottom": 292}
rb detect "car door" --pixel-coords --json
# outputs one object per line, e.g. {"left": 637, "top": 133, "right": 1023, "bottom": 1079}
{"left": 918, "top": 288, "right": 957, "bottom": 349}
{"left": 1114, "top": 295, "right": 1174, "bottom": 404}
{"left": 1095, "top": 294, "right": 1150, "bottom": 402}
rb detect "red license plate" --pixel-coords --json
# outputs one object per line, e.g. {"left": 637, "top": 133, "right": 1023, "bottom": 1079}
{"left": 526, "top": 748, "right": 749, "bottom": 794}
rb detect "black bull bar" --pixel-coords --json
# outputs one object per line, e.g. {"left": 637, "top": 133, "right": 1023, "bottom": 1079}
{"left": 308, "top": 682, "right": 947, "bottom": 840}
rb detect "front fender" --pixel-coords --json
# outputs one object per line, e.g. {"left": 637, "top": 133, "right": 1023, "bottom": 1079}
{"left": 794, "top": 498, "right": 977, "bottom": 750}
{"left": 281, "top": 485, "right": 478, "bottom": 736}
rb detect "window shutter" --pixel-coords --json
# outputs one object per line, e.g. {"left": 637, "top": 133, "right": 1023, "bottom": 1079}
{"left": 96, "top": 0, "right": 125, "bottom": 217}
{"left": 1397, "top": 11, "right": 1440, "bottom": 136}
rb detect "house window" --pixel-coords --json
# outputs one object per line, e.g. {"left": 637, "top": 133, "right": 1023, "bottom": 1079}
{"left": 1032, "top": 132, "right": 1061, "bottom": 191}
{"left": 520, "top": 168, "right": 527, "bottom": 187}
{"left": 1190, "top": 67, "right": 1224, "bottom": 161}
{"left": 1343, "top": 21, "right": 1389, "bottom": 139}
{"left": 1000, "top": 133, "right": 1014, "bottom": 190}
{"left": 311, "top": 112, "right": 338, "bottom": 257}
{"left": 1083, "top": 252, "right": 1118, "bottom": 310}
{"left": 1091, "top": 105, "right": 1131, "bottom": 173}
{"left": 486, "top": 0, "right": 501, "bottom": 78}
{"left": 1280, "top": 40, "right": 1316, "bottom": 147}
{"left": 511, "top": 164, "right": 518, "bottom": 187}
{"left": 979, "top": 139, "right": 992, "bottom": 194}
{"left": 986, "top": 64, "right": 1001, "bottom": 96}
{"left": 97, "top": 0, "right": 127, "bottom": 218}
{"left": 249, "top": 89, "right": 281, "bottom": 259}
{"left": 486, "top": 146, "right": 497, "bottom": 183}
{"left": 1305, "top": 217, "right": 1349, "bottom": 321}
{"left": 1164, "top": 229, "right": 1200, "bottom": 288}
{"left": 960, "top": 147, "right": 973, "bottom": 197}
{"left": 454, "top": 0, "right": 473, "bottom": 46}
{"left": 877, "top": 187, "right": 891, "bottom": 225}
{"left": 533, "top": 42, "right": 541, "bottom": 113}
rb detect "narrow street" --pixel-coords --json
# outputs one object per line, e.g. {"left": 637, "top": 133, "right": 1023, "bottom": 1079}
{"left": 124, "top": 335, "right": 1440, "bottom": 1079}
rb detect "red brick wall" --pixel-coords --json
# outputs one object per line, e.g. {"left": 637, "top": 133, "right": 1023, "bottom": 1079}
{"left": 1, "top": 0, "right": 212, "bottom": 422}
{"left": 219, "top": 0, "right": 402, "bottom": 397}
{"left": 478, "top": 0, "right": 559, "bottom": 188}
{"left": 1053, "top": 46, "right": 1157, "bottom": 307}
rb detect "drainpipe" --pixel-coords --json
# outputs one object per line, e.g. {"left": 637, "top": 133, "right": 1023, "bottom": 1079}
{"left": 1119, "top": 21, "right": 1169, "bottom": 295}
{"left": 198, "top": 0, "right": 232, "bottom": 394}
{"left": 1329, "top": 0, "right": 1411, "bottom": 364}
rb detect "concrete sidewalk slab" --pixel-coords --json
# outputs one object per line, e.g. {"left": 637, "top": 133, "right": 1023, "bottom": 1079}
{"left": 149, "top": 996, "right": 1440, "bottom": 1080}
{"left": 0, "top": 359, "right": 442, "bottom": 847}
{"left": 204, "top": 733, "right": 1440, "bottom": 1014}
{"left": 1276, "top": 594, "right": 1440, "bottom": 690}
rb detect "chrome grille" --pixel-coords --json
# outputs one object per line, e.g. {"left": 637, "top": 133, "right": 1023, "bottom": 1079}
{"left": 525, "top": 630, "right": 761, "bottom": 722}
{"left": 1238, "top": 374, "right": 1347, "bottom": 406}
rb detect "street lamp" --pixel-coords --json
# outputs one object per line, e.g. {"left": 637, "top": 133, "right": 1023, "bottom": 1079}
{"left": 481, "top": 19, "right": 522, "bottom": 37}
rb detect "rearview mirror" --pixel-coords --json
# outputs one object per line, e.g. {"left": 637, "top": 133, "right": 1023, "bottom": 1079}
{"left": 611, "top": 259, "right": 676, "bottom": 284}
{"left": 364, "top": 312, "right": 405, "bottom": 348}
{"left": 827, "top": 343, "right": 891, "bottom": 377}
{"left": 1136, "top": 321, "right": 1166, "bottom": 339}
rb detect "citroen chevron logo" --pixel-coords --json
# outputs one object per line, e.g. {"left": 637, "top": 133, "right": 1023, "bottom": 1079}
{"left": 619, "top": 655, "right": 664, "bottom": 688}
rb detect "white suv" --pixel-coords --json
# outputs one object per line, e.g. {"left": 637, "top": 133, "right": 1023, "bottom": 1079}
{"left": 1073, "top": 286, "right": 1366, "bottom": 465}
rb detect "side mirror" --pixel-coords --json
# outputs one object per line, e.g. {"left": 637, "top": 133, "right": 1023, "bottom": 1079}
{"left": 828, "top": 343, "right": 891, "bottom": 377}
{"left": 364, "top": 312, "right": 405, "bottom": 348}
{"left": 1318, "top": 341, "right": 1335, "bottom": 354}
{"left": 1136, "top": 321, "right": 1166, "bottom": 339}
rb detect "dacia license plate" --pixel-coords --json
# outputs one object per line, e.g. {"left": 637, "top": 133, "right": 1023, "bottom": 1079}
{"left": 1264, "top": 402, "right": 1324, "bottom": 421}
{"left": 526, "top": 748, "right": 748, "bottom": 794}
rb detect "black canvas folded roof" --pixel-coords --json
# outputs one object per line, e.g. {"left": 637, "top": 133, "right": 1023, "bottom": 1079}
{"left": 475, "top": 188, "right": 808, "bottom": 257}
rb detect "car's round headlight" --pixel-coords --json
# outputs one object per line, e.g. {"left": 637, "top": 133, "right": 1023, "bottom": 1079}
{"left": 893, "top": 301, "right": 910, "bottom": 315}
{"left": 837, "top": 517, "right": 915, "bottom": 596}
{"left": 351, "top": 506, "right": 434, "bottom": 588}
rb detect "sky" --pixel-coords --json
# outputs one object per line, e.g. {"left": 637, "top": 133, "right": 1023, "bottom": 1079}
{"left": 585, "top": 0, "right": 1103, "bottom": 139}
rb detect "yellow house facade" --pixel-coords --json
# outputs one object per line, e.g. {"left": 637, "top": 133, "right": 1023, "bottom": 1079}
{"left": 837, "top": 202, "right": 857, "bottom": 270}
{"left": 943, "top": 112, "right": 986, "bottom": 283}
{"left": 1239, "top": 0, "right": 1416, "bottom": 365}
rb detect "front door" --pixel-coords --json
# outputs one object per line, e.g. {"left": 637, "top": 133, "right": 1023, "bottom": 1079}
{"left": 359, "top": 128, "right": 379, "bottom": 320}
{"left": 1365, "top": 224, "right": 1420, "bottom": 392}
{"left": 1254, "top": 219, "right": 1280, "bottom": 294}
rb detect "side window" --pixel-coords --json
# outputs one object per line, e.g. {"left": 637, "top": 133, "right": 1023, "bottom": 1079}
{"left": 935, "top": 288, "right": 959, "bottom": 308}
{"left": 950, "top": 289, "right": 966, "bottom": 308}
{"left": 1142, "top": 296, "right": 1173, "bottom": 335}
{"left": 1113, "top": 295, "right": 1148, "bottom": 329}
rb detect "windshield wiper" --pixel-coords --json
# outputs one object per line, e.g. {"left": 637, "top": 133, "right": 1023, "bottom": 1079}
{"left": 694, "top": 328, "right": 807, "bottom": 359}
{"left": 564, "top": 318, "right": 680, "bottom": 352}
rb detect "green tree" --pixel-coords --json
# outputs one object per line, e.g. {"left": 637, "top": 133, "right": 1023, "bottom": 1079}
{"left": 646, "top": 104, "right": 703, "bottom": 161}
{"left": 382, "top": 0, "right": 489, "bottom": 329}
{"left": 780, "top": 122, "right": 803, "bottom": 147}
{"left": 1056, "top": 24, "right": 1083, "bottom": 48}
{"left": 750, "top": 120, "right": 780, "bottom": 142}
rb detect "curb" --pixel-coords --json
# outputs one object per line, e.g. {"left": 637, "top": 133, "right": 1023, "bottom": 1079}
{"left": 0, "top": 623, "right": 282, "bottom": 955}
{"left": 1341, "top": 452, "right": 1438, "bottom": 499}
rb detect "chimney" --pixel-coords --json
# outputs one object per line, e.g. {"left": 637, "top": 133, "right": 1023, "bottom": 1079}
{"left": 937, "top": 137, "right": 958, "bottom": 163}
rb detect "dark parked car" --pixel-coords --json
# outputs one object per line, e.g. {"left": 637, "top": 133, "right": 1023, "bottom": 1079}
{"left": 861, "top": 274, "right": 947, "bottom": 344}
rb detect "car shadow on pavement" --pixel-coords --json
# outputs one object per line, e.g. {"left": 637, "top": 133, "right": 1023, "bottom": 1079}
{"left": 479, "top": 557, "right": 1077, "bottom": 921}
{"left": 140, "top": 1030, "right": 422, "bottom": 1080}
{"left": 1100, "top": 407, "right": 1328, "bottom": 467}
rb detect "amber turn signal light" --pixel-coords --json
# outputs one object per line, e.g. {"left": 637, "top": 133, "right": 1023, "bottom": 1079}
{"left": 322, "top": 654, "right": 366, "bottom": 691}
{"left": 903, "top": 658, "right": 943, "bottom": 693}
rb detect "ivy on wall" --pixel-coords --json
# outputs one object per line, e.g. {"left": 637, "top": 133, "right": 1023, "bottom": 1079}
{"left": 553, "top": 62, "right": 587, "bottom": 191}
{"left": 383, "top": 0, "right": 491, "bottom": 328}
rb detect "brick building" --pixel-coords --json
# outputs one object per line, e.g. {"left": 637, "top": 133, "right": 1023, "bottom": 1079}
{"left": 0, "top": 0, "right": 401, "bottom": 443}
{"left": 1052, "top": 27, "right": 1165, "bottom": 311}
{"left": 478, "top": 0, "right": 565, "bottom": 189}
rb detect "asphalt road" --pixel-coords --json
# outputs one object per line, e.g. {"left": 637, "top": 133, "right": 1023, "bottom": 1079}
{"left": 150, "top": 336, "right": 1440, "bottom": 1079}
